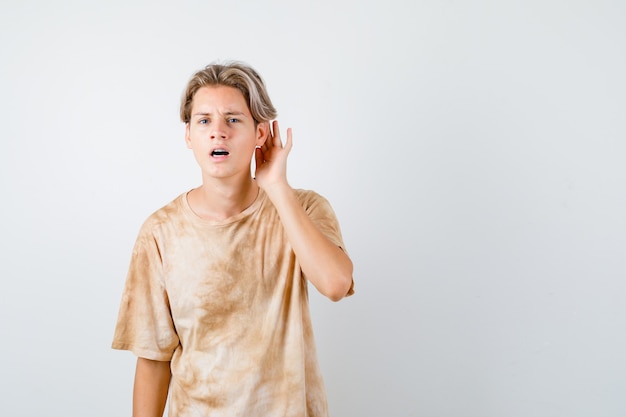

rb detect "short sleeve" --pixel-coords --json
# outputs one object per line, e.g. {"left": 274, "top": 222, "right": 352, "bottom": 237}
{"left": 111, "top": 221, "right": 180, "bottom": 360}
{"left": 300, "top": 190, "right": 355, "bottom": 297}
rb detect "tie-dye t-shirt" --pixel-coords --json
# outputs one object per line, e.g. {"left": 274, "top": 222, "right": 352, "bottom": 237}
{"left": 112, "top": 188, "right": 354, "bottom": 417}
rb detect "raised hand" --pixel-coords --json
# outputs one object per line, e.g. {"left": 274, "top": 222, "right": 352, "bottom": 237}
{"left": 254, "top": 120, "right": 293, "bottom": 190}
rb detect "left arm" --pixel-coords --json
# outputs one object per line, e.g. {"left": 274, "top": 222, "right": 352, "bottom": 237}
{"left": 255, "top": 121, "right": 353, "bottom": 301}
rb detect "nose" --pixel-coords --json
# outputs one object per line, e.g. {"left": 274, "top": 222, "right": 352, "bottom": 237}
{"left": 210, "top": 119, "right": 227, "bottom": 140}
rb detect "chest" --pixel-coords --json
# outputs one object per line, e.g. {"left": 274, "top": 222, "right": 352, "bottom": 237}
{"left": 159, "top": 219, "right": 296, "bottom": 333}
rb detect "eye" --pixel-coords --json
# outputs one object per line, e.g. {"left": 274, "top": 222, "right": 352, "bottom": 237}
{"left": 228, "top": 118, "right": 240, "bottom": 123}
{"left": 199, "top": 119, "right": 208, "bottom": 125}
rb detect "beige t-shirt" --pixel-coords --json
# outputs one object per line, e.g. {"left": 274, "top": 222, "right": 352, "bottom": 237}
{"left": 112, "top": 188, "right": 353, "bottom": 417}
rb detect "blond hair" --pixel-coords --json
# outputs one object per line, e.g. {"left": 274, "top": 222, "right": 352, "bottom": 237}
{"left": 180, "top": 61, "right": 277, "bottom": 124}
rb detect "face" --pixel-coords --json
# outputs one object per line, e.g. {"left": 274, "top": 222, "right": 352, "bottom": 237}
{"left": 185, "top": 85, "right": 268, "bottom": 181}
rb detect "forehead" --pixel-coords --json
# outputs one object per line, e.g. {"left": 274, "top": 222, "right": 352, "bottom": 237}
{"left": 191, "top": 85, "right": 250, "bottom": 113}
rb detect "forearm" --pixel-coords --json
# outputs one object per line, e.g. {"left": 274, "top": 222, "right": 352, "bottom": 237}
{"left": 265, "top": 183, "right": 353, "bottom": 301}
{"left": 133, "top": 357, "right": 171, "bottom": 417}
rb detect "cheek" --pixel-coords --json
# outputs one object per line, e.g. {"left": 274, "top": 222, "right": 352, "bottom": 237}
{"left": 186, "top": 127, "right": 205, "bottom": 148}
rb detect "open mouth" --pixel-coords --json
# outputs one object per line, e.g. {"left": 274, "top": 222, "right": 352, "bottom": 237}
{"left": 211, "top": 149, "right": 229, "bottom": 156}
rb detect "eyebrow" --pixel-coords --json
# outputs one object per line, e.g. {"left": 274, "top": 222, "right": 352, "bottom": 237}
{"left": 192, "top": 111, "right": 247, "bottom": 117}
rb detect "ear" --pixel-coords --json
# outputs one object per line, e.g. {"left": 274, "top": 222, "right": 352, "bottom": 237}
{"left": 185, "top": 123, "right": 192, "bottom": 149}
{"left": 256, "top": 121, "right": 269, "bottom": 147}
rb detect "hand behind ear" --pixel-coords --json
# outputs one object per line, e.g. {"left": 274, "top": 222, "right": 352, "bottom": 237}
{"left": 254, "top": 120, "right": 292, "bottom": 189}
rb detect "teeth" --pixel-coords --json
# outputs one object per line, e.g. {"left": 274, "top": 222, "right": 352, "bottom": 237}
{"left": 212, "top": 149, "right": 229, "bottom": 156}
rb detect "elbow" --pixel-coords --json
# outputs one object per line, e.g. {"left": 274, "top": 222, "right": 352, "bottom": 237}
{"left": 327, "top": 292, "right": 346, "bottom": 302}
{"left": 325, "top": 272, "right": 354, "bottom": 302}
{"left": 308, "top": 254, "right": 354, "bottom": 302}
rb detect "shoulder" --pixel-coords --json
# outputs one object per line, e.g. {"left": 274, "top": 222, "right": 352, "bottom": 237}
{"left": 137, "top": 192, "right": 187, "bottom": 235}
{"left": 293, "top": 188, "right": 336, "bottom": 216}
{"left": 293, "top": 188, "right": 328, "bottom": 205}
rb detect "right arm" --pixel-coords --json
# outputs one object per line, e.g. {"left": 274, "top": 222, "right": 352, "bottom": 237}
{"left": 133, "top": 357, "right": 171, "bottom": 417}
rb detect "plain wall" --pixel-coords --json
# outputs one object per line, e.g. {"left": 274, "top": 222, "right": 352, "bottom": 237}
{"left": 1, "top": 1, "right": 624, "bottom": 416}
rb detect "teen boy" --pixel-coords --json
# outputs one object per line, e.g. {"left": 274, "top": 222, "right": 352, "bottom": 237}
{"left": 112, "top": 61, "right": 354, "bottom": 417}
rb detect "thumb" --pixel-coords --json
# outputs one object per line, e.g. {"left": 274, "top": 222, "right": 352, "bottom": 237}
{"left": 254, "top": 147, "right": 263, "bottom": 171}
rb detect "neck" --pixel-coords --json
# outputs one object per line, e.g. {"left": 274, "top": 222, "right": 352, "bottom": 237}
{"left": 188, "top": 177, "right": 259, "bottom": 221}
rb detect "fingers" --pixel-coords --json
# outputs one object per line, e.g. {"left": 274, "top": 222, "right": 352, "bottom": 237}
{"left": 284, "top": 127, "right": 293, "bottom": 153}
{"left": 254, "top": 146, "right": 263, "bottom": 168}
{"left": 270, "top": 120, "right": 292, "bottom": 149}
{"left": 262, "top": 120, "right": 293, "bottom": 157}
{"left": 272, "top": 120, "right": 281, "bottom": 147}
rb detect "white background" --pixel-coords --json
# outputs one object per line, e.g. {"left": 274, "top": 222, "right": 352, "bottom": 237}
{"left": 1, "top": 1, "right": 625, "bottom": 416}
